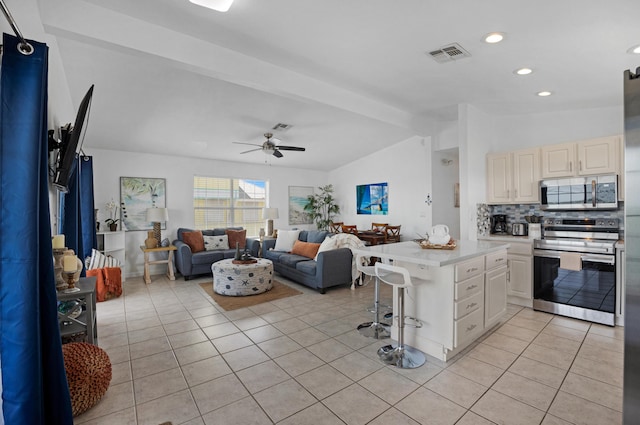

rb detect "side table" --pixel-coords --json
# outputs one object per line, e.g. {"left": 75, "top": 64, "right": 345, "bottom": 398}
{"left": 58, "top": 277, "right": 97, "bottom": 345}
{"left": 140, "top": 245, "right": 177, "bottom": 284}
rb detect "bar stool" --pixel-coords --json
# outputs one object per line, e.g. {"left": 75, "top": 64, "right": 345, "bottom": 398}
{"left": 355, "top": 254, "right": 390, "bottom": 339}
{"left": 374, "top": 262, "right": 426, "bottom": 369}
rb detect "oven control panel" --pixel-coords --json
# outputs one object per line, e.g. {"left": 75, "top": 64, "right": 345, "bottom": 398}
{"left": 543, "top": 217, "right": 619, "bottom": 229}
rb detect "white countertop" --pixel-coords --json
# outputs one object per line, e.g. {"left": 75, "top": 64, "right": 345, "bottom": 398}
{"left": 355, "top": 240, "right": 510, "bottom": 267}
{"left": 478, "top": 235, "right": 535, "bottom": 244}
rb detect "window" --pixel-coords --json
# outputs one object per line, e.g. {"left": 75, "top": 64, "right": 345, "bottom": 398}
{"left": 194, "top": 176, "right": 266, "bottom": 235}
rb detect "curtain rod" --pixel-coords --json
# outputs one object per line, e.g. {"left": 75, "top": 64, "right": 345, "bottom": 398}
{"left": 0, "top": 0, "right": 33, "bottom": 55}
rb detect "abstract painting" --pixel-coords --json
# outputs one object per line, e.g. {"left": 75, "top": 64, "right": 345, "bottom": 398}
{"left": 356, "top": 182, "right": 388, "bottom": 215}
{"left": 120, "top": 177, "right": 166, "bottom": 231}
{"left": 288, "top": 186, "right": 314, "bottom": 225}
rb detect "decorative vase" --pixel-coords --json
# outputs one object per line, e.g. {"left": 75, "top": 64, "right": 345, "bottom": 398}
{"left": 259, "top": 228, "right": 265, "bottom": 241}
{"left": 109, "top": 223, "right": 118, "bottom": 231}
{"left": 234, "top": 242, "right": 241, "bottom": 260}
{"left": 145, "top": 231, "right": 158, "bottom": 249}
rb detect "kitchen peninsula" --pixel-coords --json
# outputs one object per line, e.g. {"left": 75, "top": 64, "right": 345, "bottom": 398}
{"left": 357, "top": 240, "right": 510, "bottom": 361}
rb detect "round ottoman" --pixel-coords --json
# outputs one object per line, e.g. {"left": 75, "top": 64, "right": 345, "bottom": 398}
{"left": 212, "top": 258, "right": 273, "bottom": 296}
{"left": 62, "top": 342, "right": 112, "bottom": 416}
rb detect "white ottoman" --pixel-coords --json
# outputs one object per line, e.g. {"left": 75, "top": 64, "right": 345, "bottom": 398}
{"left": 212, "top": 258, "right": 274, "bottom": 296}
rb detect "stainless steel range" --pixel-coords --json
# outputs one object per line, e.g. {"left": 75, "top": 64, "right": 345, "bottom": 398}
{"left": 533, "top": 217, "right": 619, "bottom": 325}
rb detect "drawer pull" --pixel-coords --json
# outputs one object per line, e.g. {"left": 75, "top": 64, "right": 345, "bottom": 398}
{"left": 466, "top": 284, "right": 478, "bottom": 291}
{"left": 495, "top": 257, "right": 503, "bottom": 262}
{"left": 467, "top": 267, "right": 477, "bottom": 273}
{"left": 466, "top": 302, "right": 477, "bottom": 310}
{"left": 466, "top": 324, "right": 477, "bottom": 332}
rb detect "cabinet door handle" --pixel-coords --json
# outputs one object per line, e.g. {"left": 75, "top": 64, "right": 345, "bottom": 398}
{"left": 579, "top": 160, "right": 583, "bottom": 171}
{"left": 495, "top": 257, "right": 504, "bottom": 262}
{"left": 514, "top": 189, "right": 518, "bottom": 198}
{"left": 466, "top": 284, "right": 478, "bottom": 291}
{"left": 466, "top": 324, "right": 477, "bottom": 332}
{"left": 466, "top": 302, "right": 478, "bottom": 310}
{"left": 570, "top": 161, "right": 572, "bottom": 172}
{"left": 467, "top": 267, "right": 478, "bottom": 273}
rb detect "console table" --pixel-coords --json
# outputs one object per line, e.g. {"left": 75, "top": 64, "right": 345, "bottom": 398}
{"left": 140, "top": 245, "right": 177, "bottom": 284}
{"left": 57, "top": 277, "right": 97, "bottom": 345}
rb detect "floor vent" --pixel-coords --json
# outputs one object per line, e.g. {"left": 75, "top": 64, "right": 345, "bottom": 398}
{"left": 427, "top": 43, "right": 471, "bottom": 63}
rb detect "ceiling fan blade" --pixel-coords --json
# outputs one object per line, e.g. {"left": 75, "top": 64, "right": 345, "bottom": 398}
{"left": 272, "top": 149, "right": 284, "bottom": 158}
{"left": 276, "top": 146, "right": 305, "bottom": 151}
{"left": 240, "top": 148, "right": 262, "bottom": 154}
{"left": 233, "top": 142, "right": 263, "bottom": 147}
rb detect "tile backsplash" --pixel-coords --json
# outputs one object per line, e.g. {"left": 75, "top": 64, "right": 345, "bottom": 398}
{"left": 489, "top": 203, "right": 625, "bottom": 232}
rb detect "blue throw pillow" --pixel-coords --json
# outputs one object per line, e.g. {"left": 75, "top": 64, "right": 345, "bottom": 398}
{"left": 306, "top": 230, "right": 329, "bottom": 244}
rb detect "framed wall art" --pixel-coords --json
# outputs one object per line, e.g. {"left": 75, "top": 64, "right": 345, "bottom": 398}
{"left": 288, "top": 186, "right": 314, "bottom": 225}
{"left": 120, "top": 177, "right": 166, "bottom": 231}
{"left": 356, "top": 182, "right": 388, "bottom": 215}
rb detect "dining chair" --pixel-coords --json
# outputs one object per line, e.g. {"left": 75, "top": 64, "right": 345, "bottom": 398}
{"left": 341, "top": 224, "right": 358, "bottom": 235}
{"left": 329, "top": 222, "right": 344, "bottom": 233}
{"left": 385, "top": 225, "right": 401, "bottom": 243}
{"left": 371, "top": 222, "right": 388, "bottom": 233}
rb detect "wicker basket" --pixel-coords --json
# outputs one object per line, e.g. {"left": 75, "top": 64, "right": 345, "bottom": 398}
{"left": 414, "top": 239, "right": 457, "bottom": 250}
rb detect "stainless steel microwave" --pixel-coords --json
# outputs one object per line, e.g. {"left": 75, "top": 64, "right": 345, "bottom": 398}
{"left": 540, "top": 174, "right": 618, "bottom": 210}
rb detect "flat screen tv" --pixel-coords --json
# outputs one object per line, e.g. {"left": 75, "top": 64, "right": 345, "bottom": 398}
{"left": 53, "top": 84, "right": 94, "bottom": 193}
{"left": 356, "top": 182, "right": 388, "bottom": 215}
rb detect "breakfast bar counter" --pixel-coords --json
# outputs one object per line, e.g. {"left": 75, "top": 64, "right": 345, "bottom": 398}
{"left": 355, "top": 239, "right": 510, "bottom": 361}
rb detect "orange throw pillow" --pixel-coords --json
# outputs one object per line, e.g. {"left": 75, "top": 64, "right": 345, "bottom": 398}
{"left": 183, "top": 231, "right": 205, "bottom": 253}
{"left": 291, "top": 240, "right": 321, "bottom": 259}
{"left": 226, "top": 229, "right": 247, "bottom": 249}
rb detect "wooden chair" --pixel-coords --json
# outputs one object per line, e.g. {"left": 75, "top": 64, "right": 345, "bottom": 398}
{"left": 329, "top": 222, "right": 344, "bottom": 233}
{"left": 341, "top": 224, "right": 358, "bottom": 235}
{"left": 385, "top": 225, "right": 401, "bottom": 243}
{"left": 371, "top": 222, "right": 388, "bottom": 234}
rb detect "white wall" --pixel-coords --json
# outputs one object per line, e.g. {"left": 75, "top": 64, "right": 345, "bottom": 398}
{"left": 88, "top": 148, "right": 327, "bottom": 277}
{"left": 431, "top": 149, "right": 460, "bottom": 240}
{"left": 328, "top": 136, "right": 432, "bottom": 239}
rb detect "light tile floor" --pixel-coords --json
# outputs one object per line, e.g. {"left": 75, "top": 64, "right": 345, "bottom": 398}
{"left": 74, "top": 273, "right": 624, "bottom": 425}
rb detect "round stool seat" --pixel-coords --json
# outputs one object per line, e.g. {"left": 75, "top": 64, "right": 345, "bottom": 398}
{"left": 62, "top": 342, "right": 112, "bottom": 416}
{"left": 212, "top": 258, "right": 273, "bottom": 296}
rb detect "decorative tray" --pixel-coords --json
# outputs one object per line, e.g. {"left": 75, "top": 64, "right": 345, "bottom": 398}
{"left": 232, "top": 258, "right": 258, "bottom": 264}
{"left": 414, "top": 239, "right": 457, "bottom": 250}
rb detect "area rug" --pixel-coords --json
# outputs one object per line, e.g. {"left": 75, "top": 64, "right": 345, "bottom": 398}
{"left": 199, "top": 280, "right": 302, "bottom": 311}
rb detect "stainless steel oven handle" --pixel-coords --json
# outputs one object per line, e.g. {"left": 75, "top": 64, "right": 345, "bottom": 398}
{"left": 533, "top": 249, "right": 614, "bottom": 265}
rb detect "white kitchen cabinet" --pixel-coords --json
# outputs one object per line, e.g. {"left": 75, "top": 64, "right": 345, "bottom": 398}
{"left": 506, "top": 241, "right": 533, "bottom": 307}
{"left": 487, "top": 148, "right": 540, "bottom": 204}
{"left": 485, "top": 251, "right": 508, "bottom": 329}
{"left": 541, "top": 136, "right": 621, "bottom": 178}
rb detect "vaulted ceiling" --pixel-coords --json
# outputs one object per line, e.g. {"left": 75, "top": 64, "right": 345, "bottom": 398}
{"left": 36, "top": 0, "right": 640, "bottom": 170}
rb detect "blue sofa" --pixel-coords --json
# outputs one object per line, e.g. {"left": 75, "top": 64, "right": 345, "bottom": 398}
{"left": 173, "top": 228, "right": 260, "bottom": 280}
{"left": 263, "top": 230, "right": 352, "bottom": 294}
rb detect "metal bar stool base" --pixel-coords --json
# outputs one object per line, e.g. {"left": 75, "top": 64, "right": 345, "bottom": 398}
{"left": 357, "top": 322, "right": 391, "bottom": 339}
{"left": 377, "top": 344, "right": 426, "bottom": 369}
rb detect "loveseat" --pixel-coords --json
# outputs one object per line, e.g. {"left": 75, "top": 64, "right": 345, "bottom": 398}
{"left": 173, "top": 227, "right": 260, "bottom": 280}
{"left": 263, "top": 230, "right": 353, "bottom": 293}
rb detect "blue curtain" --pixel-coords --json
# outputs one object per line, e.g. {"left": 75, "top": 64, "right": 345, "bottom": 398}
{"left": 0, "top": 34, "right": 73, "bottom": 424}
{"left": 60, "top": 155, "right": 97, "bottom": 273}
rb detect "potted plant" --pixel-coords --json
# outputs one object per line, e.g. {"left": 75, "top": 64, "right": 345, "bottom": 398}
{"left": 303, "top": 184, "right": 340, "bottom": 231}
{"left": 104, "top": 199, "right": 120, "bottom": 231}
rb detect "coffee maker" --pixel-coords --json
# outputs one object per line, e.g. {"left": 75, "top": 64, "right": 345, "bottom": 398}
{"left": 490, "top": 214, "right": 507, "bottom": 234}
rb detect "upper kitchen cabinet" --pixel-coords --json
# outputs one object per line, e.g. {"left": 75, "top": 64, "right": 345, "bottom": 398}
{"left": 487, "top": 148, "right": 540, "bottom": 204}
{"left": 541, "top": 135, "right": 621, "bottom": 178}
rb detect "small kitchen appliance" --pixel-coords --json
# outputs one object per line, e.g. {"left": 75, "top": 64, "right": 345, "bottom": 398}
{"left": 490, "top": 214, "right": 507, "bottom": 234}
{"left": 512, "top": 223, "right": 528, "bottom": 236}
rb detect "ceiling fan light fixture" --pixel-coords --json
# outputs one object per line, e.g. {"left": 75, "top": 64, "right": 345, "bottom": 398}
{"left": 188, "top": 0, "right": 234, "bottom": 12}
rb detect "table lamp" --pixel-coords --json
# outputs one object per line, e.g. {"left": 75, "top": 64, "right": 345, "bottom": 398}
{"left": 146, "top": 207, "right": 169, "bottom": 247}
{"left": 263, "top": 207, "right": 279, "bottom": 237}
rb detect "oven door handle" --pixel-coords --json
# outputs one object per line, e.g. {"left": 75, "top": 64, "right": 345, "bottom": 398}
{"left": 534, "top": 249, "right": 615, "bottom": 265}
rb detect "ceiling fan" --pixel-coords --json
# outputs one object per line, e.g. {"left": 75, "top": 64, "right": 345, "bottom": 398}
{"left": 234, "top": 133, "right": 305, "bottom": 158}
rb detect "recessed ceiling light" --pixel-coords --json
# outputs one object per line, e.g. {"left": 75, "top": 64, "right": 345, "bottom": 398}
{"left": 189, "top": 0, "right": 234, "bottom": 12}
{"left": 627, "top": 45, "right": 640, "bottom": 54}
{"left": 537, "top": 91, "right": 552, "bottom": 97}
{"left": 514, "top": 68, "right": 533, "bottom": 75}
{"left": 484, "top": 32, "right": 505, "bottom": 44}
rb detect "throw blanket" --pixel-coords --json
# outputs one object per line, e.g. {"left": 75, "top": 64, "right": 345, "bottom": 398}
{"left": 331, "top": 233, "right": 366, "bottom": 288}
{"left": 86, "top": 267, "right": 122, "bottom": 302}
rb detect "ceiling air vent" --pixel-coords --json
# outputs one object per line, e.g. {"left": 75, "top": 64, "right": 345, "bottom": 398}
{"left": 271, "top": 123, "right": 293, "bottom": 131}
{"left": 427, "top": 43, "right": 471, "bottom": 64}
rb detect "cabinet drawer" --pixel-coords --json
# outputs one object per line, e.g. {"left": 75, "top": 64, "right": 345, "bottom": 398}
{"left": 485, "top": 250, "right": 507, "bottom": 270}
{"left": 508, "top": 242, "right": 532, "bottom": 256}
{"left": 454, "top": 291, "right": 484, "bottom": 320}
{"left": 455, "top": 257, "right": 485, "bottom": 282}
{"left": 454, "top": 308, "right": 484, "bottom": 348}
{"left": 454, "top": 274, "right": 483, "bottom": 300}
